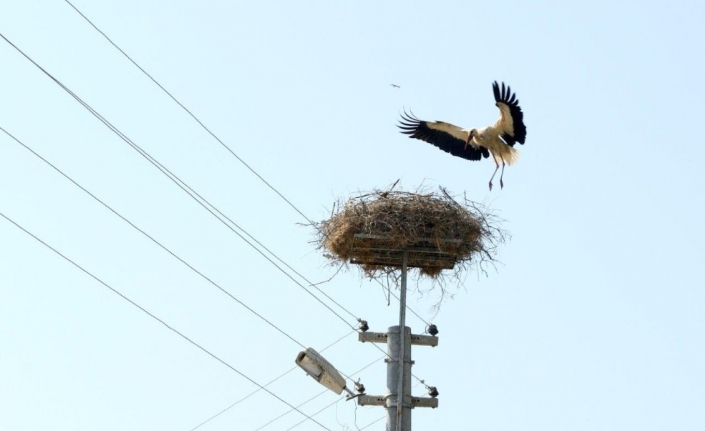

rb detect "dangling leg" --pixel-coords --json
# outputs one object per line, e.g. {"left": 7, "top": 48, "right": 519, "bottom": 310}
{"left": 488, "top": 157, "right": 500, "bottom": 191}
{"left": 499, "top": 161, "right": 506, "bottom": 189}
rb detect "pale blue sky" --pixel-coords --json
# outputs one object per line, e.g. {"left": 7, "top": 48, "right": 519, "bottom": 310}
{"left": 1, "top": 1, "right": 704, "bottom": 430}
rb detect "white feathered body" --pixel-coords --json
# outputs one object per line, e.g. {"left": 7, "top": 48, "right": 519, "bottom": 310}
{"left": 469, "top": 125, "right": 521, "bottom": 166}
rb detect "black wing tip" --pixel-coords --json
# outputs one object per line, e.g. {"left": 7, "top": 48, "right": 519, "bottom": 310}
{"left": 492, "top": 81, "right": 502, "bottom": 103}
{"left": 492, "top": 80, "right": 521, "bottom": 107}
{"left": 397, "top": 109, "right": 424, "bottom": 135}
{"left": 395, "top": 113, "right": 487, "bottom": 161}
{"left": 399, "top": 108, "right": 418, "bottom": 119}
{"left": 492, "top": 80, "right": 527, "bottom": 143}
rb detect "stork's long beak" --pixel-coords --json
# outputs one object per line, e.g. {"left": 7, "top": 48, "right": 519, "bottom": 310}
{"left": 464, "top": 135, "right": 471, "bottom": 150}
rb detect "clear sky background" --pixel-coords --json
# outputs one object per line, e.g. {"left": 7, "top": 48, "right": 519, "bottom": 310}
{"left": 1, "top": 1, "right": 704, "bottom": 430}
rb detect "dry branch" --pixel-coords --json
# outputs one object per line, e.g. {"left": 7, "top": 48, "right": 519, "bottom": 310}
{"left": 310, "top": 184, "right": 508, "bottom": 301}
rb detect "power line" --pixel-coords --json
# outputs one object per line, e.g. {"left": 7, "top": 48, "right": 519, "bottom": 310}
{"left": 0, "top": 125, "right": 404, "bottom": 429}
{"left": 0, "top": 210, "right": 333, "bottom": 431}
{"left": 376, "top": 279, "right": 431, "bottom": 327}
{"left": 189, "top": 330, "right": 355, "bottom": 431}
{"left": 0, "top": 31, "right": 359, "bottom": 330}
{"left": 359, "top": 416, "right": 385, "bottom": 430}
{"left": 4, "top": 23, "right": 435, "bottom": 389}
{"left": 63, "top": 0, "right": 315, "bottom": 227}
{"left": 356, "top": 328, "right": 430, "bottom": 388}
{"left": 59, "top": 2, "right": 434, "bottom": 329}
{"left": 284, "top": 389, "right": 384, "bottom": 431}
{"left": 1, "top": 32, "right": 434, "bottom": 395}
{"left": 0, "top": 125, "right": 305, "bottom": 349}
{"left": 285, "top": 397, "right": 344, "bottom": 431}
{"left": 253, "top": 356, "right": 383, "bottom": 431}
{"left": 257, "top": 392, "right": 334, "bottom": 431}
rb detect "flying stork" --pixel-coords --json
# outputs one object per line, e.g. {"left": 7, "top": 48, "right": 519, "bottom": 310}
{"left": 398, "top": 81, "right": 527, "bottom": 190}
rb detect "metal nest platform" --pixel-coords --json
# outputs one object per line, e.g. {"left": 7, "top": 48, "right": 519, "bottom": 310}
{"left": 349, "top": 233, "right": 461, "bottom": 270}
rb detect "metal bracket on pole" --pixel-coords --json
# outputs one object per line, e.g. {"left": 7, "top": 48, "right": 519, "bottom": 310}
{"left": 352, "top": 245, "right": 441, "bottom": 431}
{"left": 359, "top": 332, "right": 438, "bottom": 347}
{"left": 355, "top": 251, "right": 440, "bottom": 431}
{"left": 411, "top": 397, "right": 439, "bottom": 408}
{"left": 357, "top": 395, "right": 387, "bottom": 407}
{"left": 358, "top": 331, "right": 388, "bottom": 344}
{"left": 358, "top": 395, "right": 439, "bottom": 409}
{"left": 410, "top": 334, "right": 439, "bottom": 347}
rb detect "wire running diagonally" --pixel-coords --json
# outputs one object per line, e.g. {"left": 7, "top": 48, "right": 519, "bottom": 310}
{"left": 189, "top": 330, "right": 355, "bottom": 431}
{"left": 285, "top": 397, "right": 345, "bottom": 431}
{"left": 60, "top": 2, "right": 434, "bottom": 329}
{"left": 0, "top": 125, "right": 306, "bottom": 349}
{"left": 376, "top": 278, "right": 431, "bottom": 326}
{"left": 61, "top": 2, "right": 367, "bottom": 327}
{"left": 0, "top": 31, "right": 358, "bottom": 331}
{"left": 0, "top": 125, "right": 387, "bottom": 431}
{"left": 359, "top": 416, "right": 385, "bottom": 430}
{"left": 252, "top": 356, "right": 383, "bottom": 431}
{"left": 0, "top": 210, "right": 333, "bottom": 431}
{"left": 4, "top": 22, "right": 436, "bottom": 388}
{"left": 63, "top": 0, "right": 315, "bottom": 227}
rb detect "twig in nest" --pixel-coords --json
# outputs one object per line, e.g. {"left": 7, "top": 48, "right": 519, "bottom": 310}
{"left": 307, "top": 185, "right": 509, "bottom": 310}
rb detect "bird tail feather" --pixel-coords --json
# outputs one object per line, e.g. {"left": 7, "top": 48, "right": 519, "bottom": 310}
{"left": 504, "top": 147, "right": 520, "bottom": 166}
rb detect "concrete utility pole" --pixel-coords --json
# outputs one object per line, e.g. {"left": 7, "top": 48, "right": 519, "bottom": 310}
{"left": 357, "top": 251, "right": 438, "bottom": 431}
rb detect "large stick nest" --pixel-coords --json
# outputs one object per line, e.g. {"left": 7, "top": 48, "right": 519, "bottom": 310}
{"left": 313, "top": 185, "right": 508, "bottom": 293}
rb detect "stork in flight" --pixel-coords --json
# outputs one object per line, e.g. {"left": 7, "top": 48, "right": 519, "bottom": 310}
{"left": 398, "top": 81, "right": 527, "bottom": 190}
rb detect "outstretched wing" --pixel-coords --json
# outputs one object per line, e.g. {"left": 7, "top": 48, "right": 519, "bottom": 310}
{"left": 492, "top": 81, "right": 527, "bottom": 146}
{"left": 397, "top": 111, "right": 489, "bottom": 161}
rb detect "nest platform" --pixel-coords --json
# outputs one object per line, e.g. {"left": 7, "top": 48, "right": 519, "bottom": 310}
{"left": 315, "top": 187, "right": 503, "bottom": 279}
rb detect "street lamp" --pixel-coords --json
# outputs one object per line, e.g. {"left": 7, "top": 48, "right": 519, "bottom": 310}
{"left": 295, "top": 348, "right": 360, "bottom": 398}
